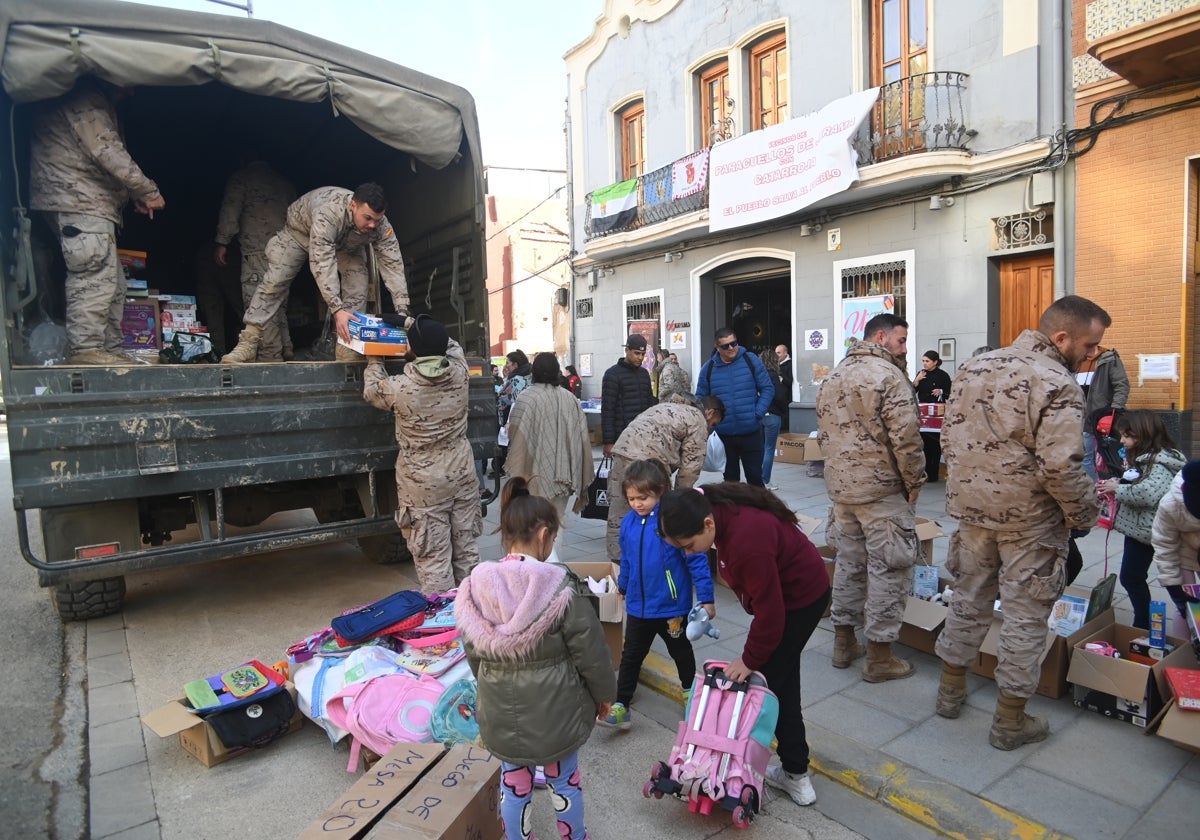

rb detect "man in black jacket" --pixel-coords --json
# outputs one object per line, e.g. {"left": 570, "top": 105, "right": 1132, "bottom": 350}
{"left": 601, "top": 334, "right": 656, "bottom": 456}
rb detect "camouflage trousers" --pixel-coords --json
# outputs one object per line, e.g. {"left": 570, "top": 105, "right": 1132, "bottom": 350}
{"left": 241, "top": 231, "right": 369, "bottom": 344}
{"left": 238, "top": 248, "right": 291, "bottom": 360}
{"left": 935, "top": 522, "right": 1067, "bottom": 698}
{"left": 53, "top": 213, "right": 124, "bottom": 355}
{"left": 605, "top": 455, "right": 634, "bottom": 564}
{"left": 828, "top": 493, "right": 921, "bottom": 642}
{"left": 397, "top": 488, "right": 483, "bottom": 595}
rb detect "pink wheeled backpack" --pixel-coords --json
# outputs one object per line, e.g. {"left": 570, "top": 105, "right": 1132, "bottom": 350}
{"left": 643, "top": 660, "right": 779, "bottom": 829}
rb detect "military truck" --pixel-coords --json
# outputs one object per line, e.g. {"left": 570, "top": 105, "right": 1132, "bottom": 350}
{"left": 0, "top": 0, "right": 494, "bottom": 620}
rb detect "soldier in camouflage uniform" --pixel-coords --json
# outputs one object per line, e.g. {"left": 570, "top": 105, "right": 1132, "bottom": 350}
{"left": 655, "top": 355, "right": 692, "bottom": 404}
{"left": 605, "top": 394, "right": 725, "bottom": 564}
{"left": 935, "top": 296, "right": 1108, "bottom": 750}
{"left": 816, "top": 313, "right": 925, "bottom": 683}
{"left": 222, "top": 183, "right": 410, "bottom": 363}
{"left": 213, "top": 159, "right": 296, "bottom": 360}
{"left": 363, "top": 315, "right": 481, "bottom": 594}
{"left": 29, "top": 80, "right": 166, "bottom": 365}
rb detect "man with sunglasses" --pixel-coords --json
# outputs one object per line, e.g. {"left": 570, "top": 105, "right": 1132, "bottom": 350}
{"left": 696, "top": 327, "right": 774, "bottom": 486}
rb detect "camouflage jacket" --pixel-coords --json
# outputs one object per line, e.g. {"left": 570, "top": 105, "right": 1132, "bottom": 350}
{"left": 364, "top": 339, "right": 475, "bottom": 510}
{"left": 942, "top": 330, "right": 1099, "bottom": 531}
{"left": 30, "top": 86, "right": 160, "bottom": 224}
{"left": 816, "top": 339, "right": 925, "bottom": 504}
{"left": 215, "top": 161, "right": 295, "bottom": 255}
{"left": 612, "top": 398, "right": 709, "bottom": 490}
{"left": 283, "top": 187, "right": 410, "bottom": 313}
{"left": 656, "top": 360, "right": 692, "bottom": 404}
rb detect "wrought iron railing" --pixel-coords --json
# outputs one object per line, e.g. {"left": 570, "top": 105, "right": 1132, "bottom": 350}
{"left": 583, "top": 72, "right": 972, "bottom": 241}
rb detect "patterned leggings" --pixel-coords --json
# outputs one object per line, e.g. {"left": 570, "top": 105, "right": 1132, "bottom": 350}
{"left": 500, "top": 751, "right": 587, "bottom": 840}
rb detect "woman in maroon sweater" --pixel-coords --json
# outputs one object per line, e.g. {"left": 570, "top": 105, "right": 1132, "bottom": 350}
{"left": 658, "top": 482, "right": 830, "bottom": 807}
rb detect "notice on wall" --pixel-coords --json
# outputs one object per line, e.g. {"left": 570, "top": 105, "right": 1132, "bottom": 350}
{"left": 1138, "top": 353, "right": 1179, "bottom": 384}
{"left": 579, "top": 353, "right": 593, "bottom": 377}
{"left": 669, "top": 330, "right": 687, "bottom": 350}
{"left": 804, "top": 329, "right": 828, "bottom": 351}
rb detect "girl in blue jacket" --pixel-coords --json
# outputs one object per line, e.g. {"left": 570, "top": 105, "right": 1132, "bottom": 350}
{"left": 598, "top": 459, "right": 716, "bottom": 730}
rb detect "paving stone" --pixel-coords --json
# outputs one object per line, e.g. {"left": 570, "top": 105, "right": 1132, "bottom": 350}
{"left": 1023, "top": 710, "right": 1191, "bottom": 808}
{"left": 89, "top": 716, "right": 148, "bottom": 776}
{"left": 89, "top": 681, "right": 139, "bottom": 728}
{"left": 90, "top": 762, "right": 156, "bottom": 839}
{"left": 87, "top": 627, "right": 128, "bottom": 659}
{"left": 88, "top": 651, "right": 133, "bottom": 690}
{"left": 881, "top": 704, "right": 1026, "bottom": 793}
{"left": 805, "top": 693, "right": 913, "bottom": 748}
{"left": 99, "top": 821, "right": 160, "bottom": 840}
{"left": 983, "top": 766, "right": 1138, "bottom": 840}
{"left": 1121, "top": 776, "right": 1200, "bottom": 838}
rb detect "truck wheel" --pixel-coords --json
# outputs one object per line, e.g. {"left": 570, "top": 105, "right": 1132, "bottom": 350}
{"left": 358, "top": 534, "right": 412, "bottom": 565}
{"left": 51, "top": 577, "right": 126, "bottom": 622}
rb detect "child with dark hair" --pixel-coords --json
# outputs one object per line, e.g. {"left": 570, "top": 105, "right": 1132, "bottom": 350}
{"left": 456, "top": 477, "right": 616, "bottom": 840}
{"left": 658, "top": 482, "right": 830, "bottom": 807}
{"left": 598, "top": 460, "right": 715, "bottom": 731}
{"left": 1096, "top": 410, "right": 1185, "bottom": 628}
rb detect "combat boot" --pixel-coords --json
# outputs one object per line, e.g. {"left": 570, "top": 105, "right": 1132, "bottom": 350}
{"left": 220, "top": 325, "right": 262, "bottom": 364}
{"left": 936, "top": 662, "right": 968, "bottom": 718}
{"left": 831, "top": 624, "right": 864, "bottom": 669}
{"left": 862, "top": 640, "right": 915, "bottom": 683}
{"left": 334, "top": 342, "right": 365, "bottom": 363}
{"left": 989, "top": 691, "right": 1048, "bottom": 750}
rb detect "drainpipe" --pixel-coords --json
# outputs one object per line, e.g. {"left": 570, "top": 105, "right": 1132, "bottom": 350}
{"left": 1052, "top": 0, "right": 1067, "bottom": 298}
{"left": 563, "top": 89, "right": 577, "bottom": 367}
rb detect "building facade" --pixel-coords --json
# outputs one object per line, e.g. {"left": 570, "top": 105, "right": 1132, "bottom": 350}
{"left": 1072, "top": 0, "right": 1200, "bottom": 450}
{"left": 565, "top": 0, "right": 1076, "bottom": 429}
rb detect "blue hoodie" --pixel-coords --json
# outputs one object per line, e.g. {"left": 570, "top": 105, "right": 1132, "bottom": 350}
{"left": 617, "top": 504, "right": 714, "bottom": 619}
{"left": 696, "top": 345, "right": 774, "bottom": 436}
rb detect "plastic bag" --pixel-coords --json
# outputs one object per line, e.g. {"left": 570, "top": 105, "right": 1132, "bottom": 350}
{"left": 159, "top": 331, "right": 218, "bottom": 364}
{"left": 703, "top": 431, "right": 726, "bottom": 473}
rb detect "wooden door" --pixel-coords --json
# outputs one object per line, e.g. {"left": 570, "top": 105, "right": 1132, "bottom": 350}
{"left": 999, "top": 253, "right": 1054, "bottom": 347}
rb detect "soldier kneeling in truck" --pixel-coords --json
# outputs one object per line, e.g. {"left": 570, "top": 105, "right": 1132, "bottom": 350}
{"left": 363, "top": 315, "right": 482, "bottom": 593}
{"left": 222, "top": 182, "right": 409, "bottom": 364}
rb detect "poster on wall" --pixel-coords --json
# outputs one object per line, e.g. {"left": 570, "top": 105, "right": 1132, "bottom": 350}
{"left": 835, "top": 295, "right": 895, "bottom": 366}
{"left": 578, "top": 353, "right": 593, "bottom": 377}
{"left": 804, "top": 329, "right": 828, "bottom": 351}
{"left": 628, "top": 319, "right": 661, "bottom": 373}
{"left": 669, "top": 330, "right": 687, "bottom": 350}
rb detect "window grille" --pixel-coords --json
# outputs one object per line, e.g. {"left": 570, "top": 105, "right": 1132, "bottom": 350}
{"left": 840, "top": 260, "right": 907, "bottom": 319}
{"left": 993, "top": 210, "right": 1052, "bottom": 250}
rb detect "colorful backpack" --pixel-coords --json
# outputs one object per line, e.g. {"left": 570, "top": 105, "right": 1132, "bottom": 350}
{"left": 428, "top": 678, "right": 480, "bottom": 746}
{"left": 324, "top": 671, "right": 445, "bottom": 772}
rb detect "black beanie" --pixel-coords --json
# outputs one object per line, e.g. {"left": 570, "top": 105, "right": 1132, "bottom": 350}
{"left": 407, "top": 315, "right": 449, "bottom": 357}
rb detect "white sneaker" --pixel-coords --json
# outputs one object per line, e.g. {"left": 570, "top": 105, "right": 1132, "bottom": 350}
{"left": 766, "top": 483, "right": 780, "bottom": 491}
{"left": 765, "top": 764, "right": 816, "bottom": 806}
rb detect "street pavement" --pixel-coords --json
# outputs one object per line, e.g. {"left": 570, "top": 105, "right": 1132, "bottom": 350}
{"left": 60, "top": 452, "right": 1200, "bottom": 839}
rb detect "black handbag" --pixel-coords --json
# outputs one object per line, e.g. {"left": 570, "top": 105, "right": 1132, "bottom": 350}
{"left": 580, "top": 457, "right": 613, "bottom": 520}
{"left": 203, "top": 689, "right": 296, "bottom": 749}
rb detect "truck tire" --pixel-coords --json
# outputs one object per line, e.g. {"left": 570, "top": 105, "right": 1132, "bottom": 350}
{"left": 358, "top": 534, "right": 412, "bottom": 565}
{"left": 51, "top": 577, "right": 127, "bottom": 622}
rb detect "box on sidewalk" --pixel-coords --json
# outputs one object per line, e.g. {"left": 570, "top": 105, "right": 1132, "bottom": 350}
{"left": 803, "top": 438, "right": 824, "bottom": 462}
{"left": 567, "top": 561, "right": 625, "bottom": 669}
{"left": 141, "top": 681, "right": 302, "bottom": 767}
{"left": 897, "top": 575, "right": 955, "bottom": 656}
{"left": 1149, "top": 662, "right": 1200, "bottom": 750}
{"left": 338, "top": 312, "right": 409, "bottom": 357}
{"left": 298, "top": 742, "right": 501, "bottom": 840}
{"left": 1066, "top": 621, "right": 1193, "bottom": 727}
{"left": 775, "top": 433, "right": 809, "bottom": 465}
{"left": 973, "top": 602, "right": 1115, "bottom": 699}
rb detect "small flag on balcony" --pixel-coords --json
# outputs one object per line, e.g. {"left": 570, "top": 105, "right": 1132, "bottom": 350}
{"left": 590, "top": 178, "right": 639, "bottom": 234}
{"left": 671, "top": 149, "right": 708, "bottom": 199}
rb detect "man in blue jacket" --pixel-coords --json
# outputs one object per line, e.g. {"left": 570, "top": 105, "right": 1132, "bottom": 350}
{"left": 696, "top": 327, "right": 774, "bottom": 486}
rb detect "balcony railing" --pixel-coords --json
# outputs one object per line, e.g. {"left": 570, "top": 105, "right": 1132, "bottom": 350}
{"left": 584, "top": 71, "right": 971, "bottom": 242}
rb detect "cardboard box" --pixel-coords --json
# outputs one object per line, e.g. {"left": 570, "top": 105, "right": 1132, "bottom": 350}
{"left": 567, "top": 561, "right": 625, "bottom": 669}
{"left": 1066, "top": 621, "right": 1193, "bottom": 726}
{"left": 339, "top": 312, "right": 409, "bottom": 357}
{"left": 1150, "top": 662, "right": 1200, "bottom": 750}
{"left": 299, "top": 742, "right": 501, "bottom": 840}
{"left": 775, "top": 433, "right": 809, "bottom": 465}
{"left": 914, "top": 517, "right": 945, "bottom": 561}
{"left": 897, "top": 575, "right": 954, "bottom": 656}
{"left": 121, "top": 299, "right": 161, "bottom": 351}
{"left": 974, "top": 605, "right": 1115, "bottom": 699}
{"left": 142, "top": 682, "right": 302, "bottom": 767}
{"left": 803, "top": 438, "right": 824, "bottom": 462}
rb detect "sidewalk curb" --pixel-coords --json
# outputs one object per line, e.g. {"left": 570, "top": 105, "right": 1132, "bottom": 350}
{"left": 639, "top": 651, "right": 1075, "bottom": 840}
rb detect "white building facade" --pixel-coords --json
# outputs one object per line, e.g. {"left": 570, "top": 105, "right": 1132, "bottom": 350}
{"left": 566, "top": 0, "right": 1074, "bottom": 428}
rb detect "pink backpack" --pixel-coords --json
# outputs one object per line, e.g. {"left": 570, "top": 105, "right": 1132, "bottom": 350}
{"left": 324, "top": 672, "right": 445, "bottom": 771}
